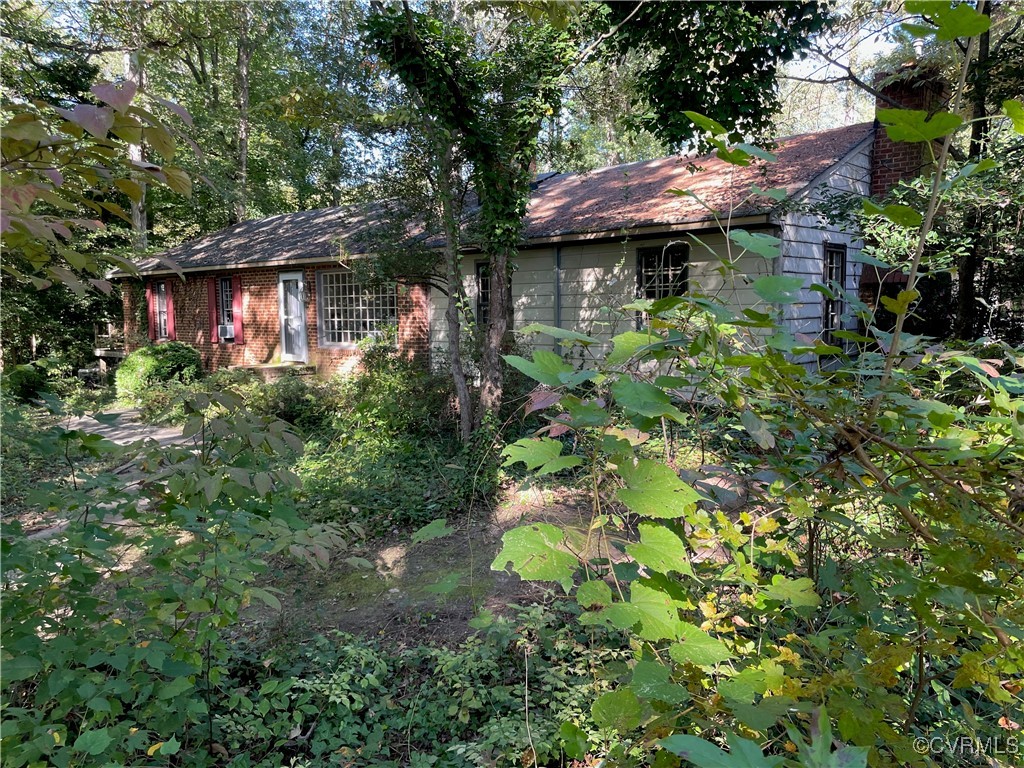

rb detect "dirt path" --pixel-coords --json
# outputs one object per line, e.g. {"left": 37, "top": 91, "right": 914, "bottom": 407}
{"left": 242, "top": 486, "right": 597, "bottom": 647}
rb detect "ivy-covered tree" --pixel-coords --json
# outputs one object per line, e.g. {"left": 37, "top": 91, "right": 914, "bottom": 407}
{"left": 365, "top": 1, "right": 576, "bottom": 426}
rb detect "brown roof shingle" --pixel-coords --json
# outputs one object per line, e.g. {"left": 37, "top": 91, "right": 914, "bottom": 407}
{"left": 522, "top": 122, "right": 874, "bottom": 239}
{"left": 133, "top": 122, "right": 874, "bottom": 274}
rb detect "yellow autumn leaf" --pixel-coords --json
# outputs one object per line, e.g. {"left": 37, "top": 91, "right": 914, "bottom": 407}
{"left": 148, "top": 742, "right": 165, "bottom": 756}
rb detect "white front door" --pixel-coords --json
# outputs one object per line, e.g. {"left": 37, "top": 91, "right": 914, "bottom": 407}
{"left": 278, "top": 272, "right": 308, "bottom": 362}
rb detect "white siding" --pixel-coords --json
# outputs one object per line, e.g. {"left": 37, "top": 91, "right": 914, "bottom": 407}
{"left": 429, "top": 233, "right": 782, "bottom": 355}
{"left": 778, "top": 138, "right": 872, "bottom": 338}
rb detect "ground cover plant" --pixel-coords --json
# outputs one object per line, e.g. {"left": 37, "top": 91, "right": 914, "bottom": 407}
{"left": 211, "top": 604, "right": 632, "bottom": 767}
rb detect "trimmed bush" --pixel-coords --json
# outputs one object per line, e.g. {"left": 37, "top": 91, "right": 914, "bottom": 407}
{"left": 115, "top": 342, "right": 202, "bottom": 400}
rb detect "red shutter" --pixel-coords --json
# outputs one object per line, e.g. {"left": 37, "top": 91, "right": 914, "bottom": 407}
{"left": 207, "top": 277, "right": 219, "bottom": 344}
{"left": 166, "top": 281, "right": 177, "bottom": 340}
{"left": 145, "top": 283, "right": 156, "bottom": 341}
{"left": 231, "top": 274, "right": 244, "bottom": 344}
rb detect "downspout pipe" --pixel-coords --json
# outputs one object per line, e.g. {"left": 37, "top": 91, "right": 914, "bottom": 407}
{"left": 554, "top": 245, "right": 562, "bottom": 349}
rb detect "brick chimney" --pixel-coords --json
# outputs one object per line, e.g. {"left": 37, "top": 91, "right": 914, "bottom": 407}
{"left": 871, "top": 66, "right": 951, "bottom": 198}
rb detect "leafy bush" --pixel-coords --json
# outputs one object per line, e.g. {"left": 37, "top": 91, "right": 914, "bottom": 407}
{"left": 290, "top": 347, "right": 494, "bottom": 531}
{"left": 115, "top": 341, "right": 202, "bottom": 400}
{"left": 0, "top": 393, "right": 346, "bottom": 767}
{"left": 1, "top": 362, "right": 49, "bottom": 403}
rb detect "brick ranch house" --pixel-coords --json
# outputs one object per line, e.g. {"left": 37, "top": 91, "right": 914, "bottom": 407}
{"left": 120, "top": 77, "right": 941, "bottom": 375}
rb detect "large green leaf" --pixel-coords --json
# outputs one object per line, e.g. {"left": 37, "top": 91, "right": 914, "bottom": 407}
{"left": 626, "top": 523, "right": 696, "bottom": 578}
{"left": 501, "top": 437, "right": 582, "bottom": 475}
{"left": 591, "top": 688, "right": 642, "bottom": 732}
{"left": 729, "top": 230, "right": 781, "bottom": 259}
{"left": 661, "top": 732, "right": 784, "bottom": 767}
{"left": 730, "top": 696, "right": 796, "bottom": 731}
{"left": 606, "top": 331, "right": 660, "bottom": 366}
{"left": 611, "top": 377, "right": 686, "bottom": 421}
{"left": 616, "top": 459, "right": 702, "bottom": 518}
{"left": 1004, "top": 99, "right": 1024, "bottom": 135}
{"left": 719, "top": 668, "right": 767, "bottom": 704}
{"left": 684, "top": 110, "right": 727, "bottom": 136}
{"left": 423, "top": 571, "right": 462, "bottom": 594}
{"left": 504, "top": 350, "right": 575, "bottom": 387}
{"left": 630, "top": 660, "right": 690, "bottom": 705}
{"left": 740, "top": 410, "right": 776, "bottom": 450}
{"left": 906, "top": 1, "right": 991, "bottom": 40}
{"left": 862, "top": 199, "right": 923, "bottom": 228}
{"left": 658, "top": 735, "right": 731, "bottom": 767}
{"left": 626, "top": 580, "right": 687, "bottom": 641}
{"left": 880, "top": 288, "right": 920, "bottom": 316}
{"left": 576, "top": 579, "right": 613, "bottom": 608}
{"left": 73, "top": 728, "right": 113, "bottom": 756}
{"left": 876, "top": 108, "right": 963, "bottom": 143}
{"left": 518, "top": 323, "right": 597, "bottom": 346}
{"left": 0, "top": 655, "right": 41, "bottom": 684}
{"left": 761, "top": 576, "right": 821, "bottom": 608}
{"left": 411, "top": 518, "right": 453, "bottom": 545}
{"left": 669, "top": 622, "right": 734, "bottom": 666}
{"left": 752, "top": 275, "right": 804, "bottom": 304}
{"left": 590, "top": 580, "right": 686, "bottom": 640}
{"left": 491, "top": 523, "right": 577, "bottom": 592}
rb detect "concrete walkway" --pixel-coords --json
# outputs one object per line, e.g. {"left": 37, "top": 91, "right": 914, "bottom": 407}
{"left": 26, "top": 409, "right": 187, "bottom": 540}
{"left": 62, "top": 407, "right": 184, "bottom": 449}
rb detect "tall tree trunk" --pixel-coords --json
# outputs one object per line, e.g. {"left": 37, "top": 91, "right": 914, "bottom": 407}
{"left": 233, "top": 2, "right": 251, "bottom": 224}
{"left": 476, "top": 240, "right": 510, "bottom": 429}
{"left": 953, "top": 2, "right": 991, "bottom": 340}
{"left": 125, "top": 49, "right": 147, "bottom": 250}
{"left": 439, "top": 144, "right": 473, "bottom": 441}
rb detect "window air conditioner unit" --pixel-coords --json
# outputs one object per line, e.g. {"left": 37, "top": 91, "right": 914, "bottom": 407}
{"left": 218, "top": 324, "right": 235, "bottom": 340}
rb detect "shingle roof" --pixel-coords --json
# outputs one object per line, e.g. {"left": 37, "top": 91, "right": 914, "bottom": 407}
{"left": 522, "top": 122, "right": 874, "bottom": 239}
{"left": 133, "top": 122, "right": 874, "bottom": 274}
{"left": 133, "top": 205, "right": 382, "bottom": 273}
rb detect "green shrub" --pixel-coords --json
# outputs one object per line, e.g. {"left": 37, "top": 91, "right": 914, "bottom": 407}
{"left": 0, "top": 362, "right": 49, "bottom": 402}
{"left": 115, "top": 341, "right": 202, "bottom": 400}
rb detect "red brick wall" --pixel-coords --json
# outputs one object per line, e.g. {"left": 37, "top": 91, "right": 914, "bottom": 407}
{"left": 872, "top": 70, "right": 950, "bottom": 198}
{"left": 398, "top": 283, "right": 431, "bottom": 365}
{"left": 120, "top": 266, "right": 431, "bottom": 375}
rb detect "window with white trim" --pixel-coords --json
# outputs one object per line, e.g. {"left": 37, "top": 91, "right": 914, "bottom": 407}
{"left": 154, "top": 281, "right": 169, "bottom": 339}
{"left": 637, "top": 244, "right": 689, "bottom": 301}
{"left": 217, "top": 277, "right": 233, "bottom": 326}
{"left": 823, "top": 243, "right": 847, "bottom": 345}
{"left": 317, "top": 270, "right": 397, "bottom": 345}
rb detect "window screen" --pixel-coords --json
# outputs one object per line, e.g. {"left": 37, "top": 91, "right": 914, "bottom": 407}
{"left": 218, "top": 277, "right": 234, "bottom": 327}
